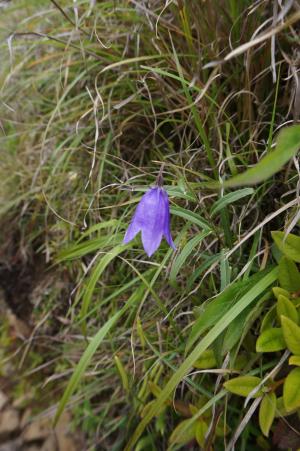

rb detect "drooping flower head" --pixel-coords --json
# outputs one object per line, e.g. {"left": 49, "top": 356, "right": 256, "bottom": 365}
{"left": 123, "top": 186, "right": 176, "bottom": 257}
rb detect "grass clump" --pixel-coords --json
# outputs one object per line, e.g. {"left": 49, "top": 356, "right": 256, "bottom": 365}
{"left": 0, "top": 1, "right": 300, "bottom": 449}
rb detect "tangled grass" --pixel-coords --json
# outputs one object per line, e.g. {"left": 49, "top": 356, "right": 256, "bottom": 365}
{"left": 1, "top": 1, "right": 300, "bottom": 449}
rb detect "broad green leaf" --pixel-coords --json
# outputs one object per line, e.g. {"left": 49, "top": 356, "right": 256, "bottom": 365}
{"left": 169, "top": 419, "right": 195, "bottom": 445}
{"left": 170, "top": 231, "right": 211, "bottom": 283}
{"left": 193, "top": 349, "right": 216, "bottom": 369}
{"left": 281, "top": 316, "right": 300, "bottom": 354}
{"left": 224, "top": 376, "right": 262, "bottom": 397}
{"left": 223, "top": 125, "right": 300, "bottom": 187}
{"left": 272, "top": 287, "right": 290, "bottom": 299}
{"left": 170, "top": 205, "right": 212, "bottom": 230}
{"left": 289, "top": 355, "right": 300, "bottom": 366}
{"left": 275, "top": 396, "right": 295, "bottom": 417}
{"left": 167, "top": 391, "right": 226, "bottom": 449}
{"left": 256, "top": 328, "right": 286, "bottom": 352}
{"left": 54, "top": 285, "right": 143, "bottom": 426}
{"left": 283, "top": 367, "right": 300, "bottom": 411}
{"left": 259, "top": 392, "right": 276, "bottom": 437}
{"left": 277, "top": 295, "right": 298, "bottom": 324}
{"left": 278, "top": 257, "right": 300, "bottom": 291}
{"left": 195, "top": 420, "right": 208, "bottom": 447}
{"left": 187, "top": 270, "right": 273, "bottom": 352}
{"left": 272, "top": 231, "right": 300, "bottom": 263}
{"left": 210, "top": 188, "right": 254, "bottom": 216}
{"left": 125, "top": 267, "right": 278, "bottom": 450}
{"left": 260, "top": 306, "right": 276, "bottom": 332}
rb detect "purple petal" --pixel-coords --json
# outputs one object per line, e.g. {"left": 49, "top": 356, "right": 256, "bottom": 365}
{"left": 141, "top": 229, "right": 163, "bottom": 257}
{"left": 123, "top": 190, "right": 153, "bottom": 244}
{"left": 123, "top": 186, "right": 176, "bottom": 256}
{"left": 140, "top": 188, "right": 165, "bottom": 256}
{"left": 162, "top": 190, "right": 176, "bottom": 250}
{"left": 123, "top": 218, "right": 141, "bottom": 244}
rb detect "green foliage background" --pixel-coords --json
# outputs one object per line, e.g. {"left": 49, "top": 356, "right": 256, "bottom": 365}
{"left": 0, "top": 1, "right": 300, "bottom": 450}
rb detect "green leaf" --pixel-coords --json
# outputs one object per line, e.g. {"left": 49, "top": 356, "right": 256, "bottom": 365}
{"left": 278, "top": 257, "right": 300, "bottom": 291}
{"left": 210, "top": 188, "right": 254, "bottom": 216}
{"left": 193, "top": 349, "right": 216, "bottom": 369}
{"left": 170, "top": 205, "right": 212, "bottom": 230}
{"left": 272, "top": 287, "right": 291, "bottom": 299}
{"left": 256, "top": 328, "right": 286, "bottom": 352}
{"left": 54, "top": 285, "right": 143, "bottom": 426}
{"left": 259, "top": 392, "right": 276, "bottom": 437}
{"left": 221, "top": 305, "right": 253, "bottom": 354}
{"left": 224, "top": 376, "right": 262, "bottom": 397}
{"left": 283, "top": 367, "right": 300, "bottom": 411}
{"left": 281, "top": 316, "right": 300, "bottom": 354}
{"left": 223, "top": 125, "right": 300, "bottom": 187}
{"left": 186, "top": 270, "right": 272, "bottom": 352}
{"left": 277, "top": 295, "right": 299, "bottom": 324}
{"left": 114, "top": 355, "right": 129, "bottom": 392}
{"left": 57, "top": 234, "right": 123, "bottom": 261}
{"left": 195, "top": 420, "right": 208, "bottom": 447}
{"left": 260, "top": 306, "right": 276, "bottom": 332}
{"left": 170, "top": 231, "right": 211, "bottom": 283}
{"left": 125, "top": 267, "right": 278, "bottom": 450}
{"left": 289, "top": 355, "right": 300, "bottom": 366}
{"left": 272, "top": 231, "right": 300, "bottom": 263}
{"left": 169, "top": 419, "right": 195, "bottom": 446}
{"left": 275, "top": 396, "right": 295, "bottom": 417}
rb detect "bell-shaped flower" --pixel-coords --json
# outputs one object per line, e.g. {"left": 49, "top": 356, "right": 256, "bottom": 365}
{"left": 123, "top": 187, "right": 176, "bottom": 257}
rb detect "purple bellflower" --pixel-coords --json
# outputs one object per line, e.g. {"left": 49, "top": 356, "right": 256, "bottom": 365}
{"left": 123, "top": 186, "right": 176, "bottom": 257}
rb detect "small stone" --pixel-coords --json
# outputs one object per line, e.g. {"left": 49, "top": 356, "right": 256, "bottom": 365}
{"left": 41, "top": 434, "right": 57, "bottom": 451}
{"left": 20, "top": 409, "right": 32, "bottom": 429}
{"left": 55, "top": 413, "right": 81, "bottom": 451}
{"left": 22, "top": 417, "right": 51, "bottom": 442}
{"left": 0, "top": 409, "right": 20, "bottom": 441}
{"left": 23, "top": 447, "right": 41, "bottom": 451}
{"left": 0, "top": 437, "right": 22, "bottom": 451}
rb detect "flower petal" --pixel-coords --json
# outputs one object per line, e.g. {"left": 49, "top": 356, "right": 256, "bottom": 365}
{"left": 123, "top": 186, "right": 176, "bottom": 256}
{"left": 123, "top": 189, "right": 154, "bottom": 244}
{"left": 141, "top": 229, "right": 163, "bottom": 257}
{"left": 162, "top": 190, "right": 176, "bottom": 250}
{"left": 123, "top": 217, "right": 141, "bottom": 244}
{"left": 140, "top": 188, "right": 165, "bottom": 256}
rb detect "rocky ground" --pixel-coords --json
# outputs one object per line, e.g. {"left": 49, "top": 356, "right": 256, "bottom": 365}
{"left": 0, "top": 292, "right": 83, "bottom": 451}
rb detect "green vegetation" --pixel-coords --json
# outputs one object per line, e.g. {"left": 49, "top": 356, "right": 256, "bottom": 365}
{"left": 1, "top": 1, "right": 300, "bottom": 449}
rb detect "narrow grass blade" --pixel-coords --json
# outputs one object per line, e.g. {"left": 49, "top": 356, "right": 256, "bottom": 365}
{"left": 223, "top": 125, "right": 300, "bottom": 187}
{"left": 81, "top": 244, "right": 131, "bottom": 333}
{"left": 54, "top": 284, "right": 144, "bottom": 426}
{"left": 210, "top": 188, "right": 254, "bottom": 216}
{"left": 57, "top": 234, "right": 123, "bottom": 261}
{"left": 170, "top": 231, "right": 211, "bottom": 284}
{"left": 170, "top": 206, "right": 212, "bottom": 230}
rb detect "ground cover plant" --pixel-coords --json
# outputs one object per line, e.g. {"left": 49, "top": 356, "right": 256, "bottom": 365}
{"left": 0, "top": 0, "right": 300, "bottom": 449}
